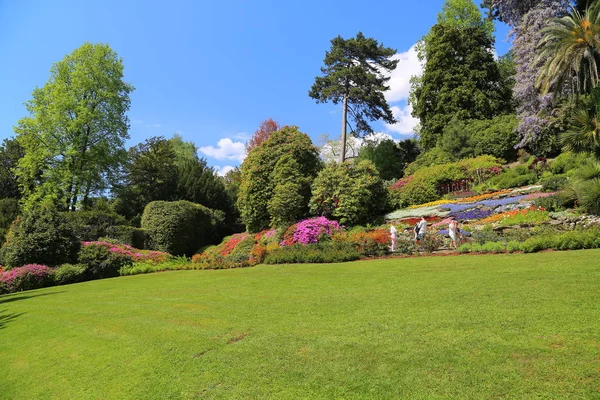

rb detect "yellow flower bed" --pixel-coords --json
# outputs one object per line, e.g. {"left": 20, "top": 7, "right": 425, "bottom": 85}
{"left": 456, "top": 189, "right": 512, "bottom": 203}
{"left": 408, "top": 199, "right": 458, "bottom": 209}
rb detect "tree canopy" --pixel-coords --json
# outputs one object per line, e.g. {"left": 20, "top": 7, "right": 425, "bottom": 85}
{"left": 15, "top": 42, "right": 134, "bottom": 210}
{"left": 309, "top": 32, "right": 398, "bottom": 162}
{"left": 411, "top": 24, "right": 512, "bottom": 149}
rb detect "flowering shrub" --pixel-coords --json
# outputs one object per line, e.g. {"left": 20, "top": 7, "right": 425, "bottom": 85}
{"left": 193, "top": 234, "right": 258, "bottom": 269}
{"left": 288, "top": 217, "right": 341, "bottom": 246}
{"left": 390, "top": 175, "right": 414, "bottom": 190}
{"left": 81, "top": 241, "right": 168, "bottom": 264}
{"left": 78, "top": 243, "right": 134, "bottom": 278}
{"left": 220, "top": 234, "right": 250, "bottom": 256}
{"left": 333, "top": 228, "right": 390, "bottom": 256}
{"left": 0, "top": 264, "right": 54, "bottom": 294}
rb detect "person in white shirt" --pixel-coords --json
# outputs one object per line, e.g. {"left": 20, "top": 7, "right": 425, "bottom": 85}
{"left": 416, "top": 216, "right": 427, "bottom": 241}
{"left": 448, "top": 217, "right": 459, "bottom": 249}
{"left": 390, "top": 224, "right": 397, "bottom": 252}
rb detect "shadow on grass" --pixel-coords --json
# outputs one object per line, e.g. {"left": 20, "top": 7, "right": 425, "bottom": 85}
{"left": 0, "top": 291, "right": 65, "bottom": 305}
{"left": 0, "top": 310, "right": 25, "bottom": 330}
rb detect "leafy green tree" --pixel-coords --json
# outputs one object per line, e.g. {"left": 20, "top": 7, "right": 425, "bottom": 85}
{"left": 467, "top": 115, "right": 519, "bottom": 161}
{"left": 0, "top": 198, "right": 19, "bottom": 244}
{"left": 437, "top": 0, "right": 495, "bottom": 34}
{"left": 238, "top": 126, "right": 321, "bottom": 232}
{"left": 357, "top": 139, "right": 413, "bottom": 181}
{"left": 411, "top": 24, "right": 512, "bottom": 149}
{"left": 176, "top": 158, "right": 236, "bottom": 222}
{"left": 267, "top": 155, "right": 305, "bottom": 228}
{"left": 309, "top": 32, "right": 398, "bottom": 161}
{"left": 0, "top": 138, "right": 25, "bottom": 199}
{"left": 310, "top": 160, "right": 387, "bottom": 226}
{"left": 113, "top": 137, "right": 178, "bottom": 222}
{"left": 221, "top": 167, "right": 242, "bottom": 205}
{"left": 14, "top": 42, "right": 133, "bottom": 210}
{"left": 437, "top": 118, "right": 474, "bottom": 160}
{"left": 170, "top": 133, "right": 199, "bottom": 166}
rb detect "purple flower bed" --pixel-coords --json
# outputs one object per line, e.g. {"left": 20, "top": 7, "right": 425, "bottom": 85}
{"left": 441, "top": 195, "right": 527, "bottom": 213}
{"left": 291, "top": 217, "right": 341, "bottom": 245}
{"left": 0, "top": 264, "right": 54, "bottom": 294}
{"left": 450, "top": 209, "right": 493, "bottom": 220}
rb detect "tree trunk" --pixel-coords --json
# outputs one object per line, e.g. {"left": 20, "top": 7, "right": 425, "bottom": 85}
{"left": 340, "top": 95, "right": 348, "bottom": 163}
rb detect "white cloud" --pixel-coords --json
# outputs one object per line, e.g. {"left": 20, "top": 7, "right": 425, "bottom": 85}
{"left": 215, "top": 165, "right": 235, "bottom": 176}
{"left": 199, "top": 138, "right": 246, "bottom": 163}
{"left": 385, "top": 44, "right": 424, "bottom": 103}
{"left": 146, "top": 123, "right": 162, "bottom": 128}
{"left": 385, "top": 104, "right": 420, "bottom": 135}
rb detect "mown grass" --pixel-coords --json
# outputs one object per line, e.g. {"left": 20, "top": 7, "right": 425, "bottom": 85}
{"left": 1, "top": 250, "right": 599, "bottom": 399}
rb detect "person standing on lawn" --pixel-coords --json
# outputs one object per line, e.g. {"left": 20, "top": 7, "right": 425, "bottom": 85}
{"left": 390, "top": 224, "right": 397, "bottom": 252}
{"left": 448, "top": 217, "right": 459, "bottom": 249}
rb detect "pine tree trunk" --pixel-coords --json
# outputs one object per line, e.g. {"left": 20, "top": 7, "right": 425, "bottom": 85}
{"left": 340, "top": 95, "right": 348, "bottom": 163}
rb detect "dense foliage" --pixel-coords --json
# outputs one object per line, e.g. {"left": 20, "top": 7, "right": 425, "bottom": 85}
{"left": 237, "top": 126, "right": 321, "bottom": 232}
{"left": 14, "top": 43, "right": 133, "bottom": 210}
{"left": 309, "top": 32, "right": 398, "bottom": 161}
{"left": 0, "top": 204, "right": 79, "bottom": 268}
{"left": 141, "top": 200, "right": 223, "bottom": 256}
{"left": 412, "top": 24, "right": 512, "bottom": 149}
{"left": 310, "top": 160, "right": 387, "bottom": 225}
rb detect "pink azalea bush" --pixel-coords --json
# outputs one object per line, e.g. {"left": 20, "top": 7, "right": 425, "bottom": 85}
{"left": 81, "top": 241, "right": 168, "bottom": 263}
{"left": 0, "top": 264, "right": 54, "bottom": 294}
{"left": 282, "top": 217, "right": 341, "bottom": 246}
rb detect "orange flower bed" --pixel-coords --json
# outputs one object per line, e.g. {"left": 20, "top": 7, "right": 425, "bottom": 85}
{"left": 456, "top": 189, "right": 512, "bottom": 203}
{"left": 475, "top": 206, "right": 540, "bottom": 225}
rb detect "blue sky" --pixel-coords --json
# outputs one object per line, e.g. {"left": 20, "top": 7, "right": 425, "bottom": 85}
{"left": 0, "top": 0, "right": 510, "bottom": 174}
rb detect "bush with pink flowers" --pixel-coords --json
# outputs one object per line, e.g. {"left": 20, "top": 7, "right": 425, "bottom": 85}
{"left": 0, "top": 264, "right": 54, "bottom": 294}
{"left": 280, "top": 217, "right": 341, "bottom": 246}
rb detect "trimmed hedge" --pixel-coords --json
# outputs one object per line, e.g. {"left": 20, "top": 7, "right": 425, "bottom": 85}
{"left": 141, "top": 201, "right": 224, "bottom": 257}
{"left": 264, "top": 242, "right": 360, "bottom": 264}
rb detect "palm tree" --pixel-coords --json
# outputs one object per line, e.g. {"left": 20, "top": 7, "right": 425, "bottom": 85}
{"left": 562, "top": 108, "right": 600, "bottom": 158}
{"left": 537, "top": 2, "right": 600, "bottom": 95}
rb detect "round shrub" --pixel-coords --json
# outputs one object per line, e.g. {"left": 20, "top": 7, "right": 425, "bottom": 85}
{"left": 54, "top": 263, "right": 88, "bottom": 285}
{"left": 0, "top": 204, "right": 79, "bottom": 268}
{"left": 141, "top": 200, "right": 219, "bottom": 256}
{"left": 0, "top": 264, "right": 54, "bottom": 294}
{"left": 310, "top": 160, "right": 387, "bottom": 226}
{"left": 78, "top": 243, "right": 133, "bottom": 279}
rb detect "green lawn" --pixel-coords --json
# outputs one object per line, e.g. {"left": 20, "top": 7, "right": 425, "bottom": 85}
{"left": 1, "top": 251, "right": 600, "bottom": 399}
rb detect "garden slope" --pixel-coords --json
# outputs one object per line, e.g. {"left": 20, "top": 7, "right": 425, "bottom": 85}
{"left": 1, "top": 251, "right": 599, "bottom": 399}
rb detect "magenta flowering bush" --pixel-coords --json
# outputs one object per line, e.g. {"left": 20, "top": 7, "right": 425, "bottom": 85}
{"left": 0, "top": 264, "right": 54, "bottom": 294}
{"left": 289, "top": 217, "right": 341, "bottom": 245}
{"left": 81, "top": 241, "right": 168, "bottom": 263}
